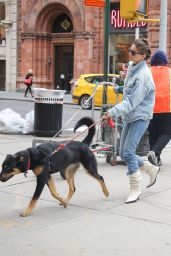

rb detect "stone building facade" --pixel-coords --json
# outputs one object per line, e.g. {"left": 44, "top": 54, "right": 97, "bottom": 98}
{"left": 0, "top": 0, "right": 17, "bottom": 91}
{"left": 17, "top": 0, "right": 105, "bottom": 92}
{"left": 148, "top": 0, "right": 171, "bottom": 57}
{"left": 1, "top": 0, "right": 171, "bottom": 92}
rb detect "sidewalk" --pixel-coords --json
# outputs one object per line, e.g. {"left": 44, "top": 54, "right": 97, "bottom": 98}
{"left": 0, "top": 90, "right": 74, "bottom": 104}
{"left": 0, "top": 135, "right": 171, "bottom": 255}
{"left": 0, "top": 91, "right": 171, "bottom": 255}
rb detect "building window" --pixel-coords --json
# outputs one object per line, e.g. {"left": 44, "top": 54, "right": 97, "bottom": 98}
{"left": 0, "top": 2, "right": 5, "bottom": 44}
{"left": 110, "top": 34, "right": 134, "bottom": 74}
{"left": 0, "top": 28, "right": 5, "bottom": 45}
{"left": 52, "top": 14, "right": 73, "bottom": 33}
{"left": 0, "top": 2, "right": 5, "bottom": 20}
{"left": 109, "top": 33, "right": 147, "bottom": 75}
{"left": 109, "top": 3, "right": 147, "bottom": 74}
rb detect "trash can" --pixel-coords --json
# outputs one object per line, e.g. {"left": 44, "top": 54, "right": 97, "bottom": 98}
{"left": 33, "top": 88, "right": 66, "bottom": 137}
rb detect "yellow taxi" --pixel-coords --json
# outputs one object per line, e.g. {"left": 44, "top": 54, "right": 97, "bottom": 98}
{"left": 72, "top": 74, "right": 123, "bottom": 109}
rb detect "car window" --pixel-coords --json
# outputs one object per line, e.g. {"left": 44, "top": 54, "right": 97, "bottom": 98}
{"left": 98, "top": 76, "right": 116, "bottom": 84}
{"left": 108, "top": 76, "right": 115, "bottom": 82}
{"left": 98, "top": 75, "right": 116, "bottom": 84}
{"left": 84, "top": 76, "right": 96, "bottom": 83}
{"left": 85, "top": 76, "right": 105, "bottom": 84}
{"left": 95, "top": 76, "right": 103, "bottom": 83}
{"left": 84, "top": 75, "right": 117, "bottom": 84}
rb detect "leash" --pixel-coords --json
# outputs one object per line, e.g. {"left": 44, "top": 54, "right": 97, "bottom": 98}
{"left": 52, "top": 81, "right": 116, "bottom": 140}
{"left": 52, "top": 84, "right": 101, "bottom": 139}
{"left": 44, "top": 115, "right": 115, "bottom": 171}
{"left": 50, "top": 119, "right": 102, "bottom": 157}
{"left": 45, "top": 118, "right": 106, "bottom": 171}
{"left": 49, "top": 117, "right": 115, "bottom": 157}
{"left": 43, "top": 121, "right": 99, "bottom": 172}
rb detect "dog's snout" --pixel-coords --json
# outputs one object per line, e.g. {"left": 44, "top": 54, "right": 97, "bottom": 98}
{"left": 0, "top": 172, "right": 13, "bottom": 182}
{"left": 0, "top": 174, "right": 5, "bottom": 182}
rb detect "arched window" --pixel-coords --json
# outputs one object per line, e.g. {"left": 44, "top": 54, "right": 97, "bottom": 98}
{"left": 52, "top": 14, "right": 73, "bottom": 33}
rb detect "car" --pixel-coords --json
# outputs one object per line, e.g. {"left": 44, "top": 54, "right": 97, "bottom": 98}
{"left": 72, "top": 74, "right": 123, "bottom": 109}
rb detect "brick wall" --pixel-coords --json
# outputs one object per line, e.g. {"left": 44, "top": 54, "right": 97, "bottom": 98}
{"left": 17, "top": 0, "right": 171, "bottom": 90}
{"left": 148, "top": 0, "right": 171, "bottom": 64}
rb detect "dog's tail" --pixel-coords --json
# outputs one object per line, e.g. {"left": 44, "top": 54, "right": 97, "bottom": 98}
{"left": 74, "top": 117, "right": 96, "bottom": 146}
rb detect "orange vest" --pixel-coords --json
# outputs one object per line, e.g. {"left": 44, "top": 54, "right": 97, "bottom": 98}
{"left": 151, "top": 66, "right": 171, "bottom": 113}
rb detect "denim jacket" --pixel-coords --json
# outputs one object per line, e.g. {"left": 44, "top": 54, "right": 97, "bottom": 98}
{"left": 108, "top": 60, "right": 155, "bottom": 123}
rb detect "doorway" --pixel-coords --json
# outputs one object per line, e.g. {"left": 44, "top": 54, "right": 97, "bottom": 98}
{"left": 55, "top": 45, "right": 74, "bottom": 93}
{"left": 0, "top": 60, "right": 6, "bottom": 91}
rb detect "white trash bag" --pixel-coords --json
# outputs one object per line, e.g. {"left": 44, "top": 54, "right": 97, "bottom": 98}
{"left": 22, "top": 111, "right": 34, "bottom": 134}
{"left": 0, "top": 108, "right": 34, "bottom": 134}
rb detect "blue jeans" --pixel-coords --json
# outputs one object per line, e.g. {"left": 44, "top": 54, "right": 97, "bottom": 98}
{"left": 119, "top": 119, "right": 150, "bottom": 175}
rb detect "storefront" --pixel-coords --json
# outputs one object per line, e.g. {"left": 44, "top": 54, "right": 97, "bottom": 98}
{"left": 16, "top": 0, "right": 170, "bottom": 92}
{"left": 109, "top": 3, "right": 147, "bottom": 74}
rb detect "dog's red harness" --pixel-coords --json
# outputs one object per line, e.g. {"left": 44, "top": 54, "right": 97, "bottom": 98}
{"left": 24, "top": 157, "right": 30, "bottom": 177}
{"left": 27, "top": 158, "right": 30, "bottom": 170}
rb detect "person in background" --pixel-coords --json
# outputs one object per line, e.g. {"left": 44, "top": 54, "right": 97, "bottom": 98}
{"left": 24, "top": 69, "right": 33, "bottom": 98}
{"left": 113, "top": 61, "right": 133, "bottom": 94}
{"left": 148, "top": 50, "right": 171, "bottom": 166}
{"left": 103, "top": 39, "right": 160, "bottom": 204}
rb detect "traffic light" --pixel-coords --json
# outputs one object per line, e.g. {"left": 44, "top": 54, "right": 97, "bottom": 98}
{"left": 120, "top": 0, "right": 148, "bottom": 21}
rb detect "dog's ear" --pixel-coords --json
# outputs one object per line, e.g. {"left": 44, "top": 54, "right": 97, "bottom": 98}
{"left": 16, "top": 151, "right": 29, "bottom": 161}
{"left": 16, "top": 156, "right": 24, "bottom": 161}
{"left": 6, "top": 154, "right": 17, "bottom": 161}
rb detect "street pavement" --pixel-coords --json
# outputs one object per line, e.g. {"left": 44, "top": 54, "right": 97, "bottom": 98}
{"left": 0, "top": 91, "right": 171, "bottom": 256}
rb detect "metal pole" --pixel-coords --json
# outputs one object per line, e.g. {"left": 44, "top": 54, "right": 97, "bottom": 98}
{"left": 91, "top": 83, "right": 99, "bottom": 119}
{"left": 159, "top": 0, "right": 167, "bottom": 52}
{"left": 135, "top": 27, "right": 140, "bottom": 39}
{"left": 103, "top": 0, "right": 110, "bottom": 105}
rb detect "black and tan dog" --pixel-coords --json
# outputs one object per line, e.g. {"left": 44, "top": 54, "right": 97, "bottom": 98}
{"left": 0, "top": 117, "right": 109, "bottom": 217}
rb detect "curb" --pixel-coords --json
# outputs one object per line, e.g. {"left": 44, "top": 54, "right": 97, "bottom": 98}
{"left": 0, "top": 96, "right": 75, "bottom": 105}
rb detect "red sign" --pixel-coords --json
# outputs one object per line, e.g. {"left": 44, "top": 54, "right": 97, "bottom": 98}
{"left": 85, "top": 0, "right": 105, "bottom": 7}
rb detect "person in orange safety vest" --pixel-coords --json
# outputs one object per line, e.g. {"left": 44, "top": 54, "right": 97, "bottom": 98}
{"left": 148, "top": 50, "right": 171, "bottom": 166}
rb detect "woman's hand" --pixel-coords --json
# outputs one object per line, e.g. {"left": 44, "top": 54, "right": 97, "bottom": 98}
{"left": 102, "top": 112, "right": 115, "bottom": 128}
{"left": 102, "top": 112, "right": 111, "bottom": 121}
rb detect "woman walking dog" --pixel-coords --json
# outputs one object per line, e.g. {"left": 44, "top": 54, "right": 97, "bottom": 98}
{"left": 103, "top": 39, "right": 160, "bottom": 203}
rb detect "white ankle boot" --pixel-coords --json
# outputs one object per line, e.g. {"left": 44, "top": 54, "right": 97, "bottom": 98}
{"left": 126, "top": 170, "right": 142, "bottom": 204}
{"left": 140, "top": 161, "right": 160, "bottom": 188}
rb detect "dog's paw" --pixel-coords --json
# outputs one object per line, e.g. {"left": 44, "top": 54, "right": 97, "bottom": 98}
{"left": 105, "top": 191, "right": 109, "bottom": 197}
{"left": 102, "top": 186, "right": 109, "bottom": 198}
{"left": 60, "top": 201, "right": 67, "bottom": 208}
{"left": 20, "top": 210, "right": 30, "bottom": 217}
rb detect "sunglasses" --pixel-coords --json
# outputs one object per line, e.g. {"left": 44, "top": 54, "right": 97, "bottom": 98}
{"left": 128, "top": 49, "right": 144, "bottom": 56}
